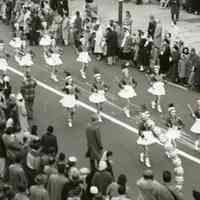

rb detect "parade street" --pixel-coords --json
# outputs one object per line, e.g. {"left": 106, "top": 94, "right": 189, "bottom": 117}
{"left": 1, "top": 1, "right": 200, "bottom": 196}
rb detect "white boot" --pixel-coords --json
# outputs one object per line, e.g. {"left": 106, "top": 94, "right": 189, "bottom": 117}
{"left": 68, "top": 120, "right": 72, "bottom": 127}
{"left": 139, "top": 153, "right": 144, "bottom": 163}
{"left": 97, "top": 114, "right": 102, "bottom": 122}
{"left": 139, "top": 66, "right": 144, "bottom": 72}
{"left": 157, "top": 104, "right": 162, "bottom": 113}
{"left": 195, "top": 140, "right": 199, "bottom": 150}
{"left": 123, "top": 107, "right": 130, "bottom": 118}
{"left": 80, "top": 69, "right": 86, "bottom": 79}
{"left": 145, "top": 157, "right": 151, "bottom": 168}
{"left": 151, "top": 101, "right": 156, "bottom": 109}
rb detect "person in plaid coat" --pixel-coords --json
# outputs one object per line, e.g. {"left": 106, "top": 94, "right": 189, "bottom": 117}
{"left": 20, "top": 72, "right": 37, "bottom": 120}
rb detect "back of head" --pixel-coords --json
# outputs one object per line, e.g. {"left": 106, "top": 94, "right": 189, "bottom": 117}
{"left": 47, "top": 125, "right": 54, "bottom": 134}
{"left": 162, "top": 170, "right": 172, "bottom": 183}
{"left": 57, "top": 164, "right": 66, "bottom": 174}
{"left": 117, "top": 174, "right": 127, "bottom": 186}
{"left": 143, "top": 170, "right": 154, "bottom": 180}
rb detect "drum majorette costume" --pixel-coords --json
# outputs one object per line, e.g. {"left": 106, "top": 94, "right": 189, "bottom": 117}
{"left": 147, "top": 65, "right": 166, "bottom": 113}
{"left": 89, "top": 70, "right": 109, "bottom": 122}
{"left": 137, "top": 105, "right": 157, "bottom": 168}
{"left": 15, "top": 41, "right": 34, "bottom": 74}
{"left": 165, "top": 104, "right": 184, "bottom": 148}
{"left": 0, "top": 40, "right": 10, "bottom": 73}
{"left": 44, "top": 39, "right": 63, "bottom": 82}
{"left": 39, "top": 21, "right": 52, "bottom": 47}
{"left": 60, "top": 72, "right": 80, "bottom": 127}
{"left": 190, "top": 100, "right": 200, "bottom": 150}
{"left": 77, "top": 36, "right": 91, "bottom": 80}
{"left": 118, "top": 63, "right": 137, "bottom": 118}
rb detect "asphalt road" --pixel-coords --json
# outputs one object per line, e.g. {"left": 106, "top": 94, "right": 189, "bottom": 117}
{"left": 1, "top": 10, "right": 200, "bottom": 198}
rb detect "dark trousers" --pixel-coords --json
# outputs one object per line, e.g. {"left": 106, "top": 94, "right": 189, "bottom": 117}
{"left": 89, "top": 158, "right": 99, "bottom": 172}
{"left": 171, "top": 6, "right": 180, "bottom": 22}
{"left": 25, "top": 99, "right": 34, "bottom": 119}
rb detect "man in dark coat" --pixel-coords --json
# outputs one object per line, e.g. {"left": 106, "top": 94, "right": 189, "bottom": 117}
{"left": 169, "top": 0, "right": 180, "bottom": 23}
{"left": 85, "top": 115, "right": 103, "bottom": 172}
{"left": 40, "top": 126, "right": 58, "bottom": 155}
{"left": 147, "top": 15, "right": 156, "bottom": 39}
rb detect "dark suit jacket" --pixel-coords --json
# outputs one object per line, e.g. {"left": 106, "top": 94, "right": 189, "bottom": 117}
{"left": 85, "top": 122, "right": 103, "bottom": 161}
{"left": 40, "top": 133, "right": 58, "bottom": 154}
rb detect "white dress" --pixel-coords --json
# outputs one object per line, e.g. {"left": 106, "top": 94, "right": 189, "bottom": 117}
{"left": 39, "top": 34, "right": 52, "bottom": 46}
{"left": 118, "top": 85, "right": 137, "bottom": 99}
{"left": 148, "top": 81, "right": 166, "bottom": 96}
{"left": 60, "top": 94, "right": 77, "bottom": 108}
{"left": 89, "top": 90, "right": 107, "bottom": 104}
{"left": 77, "top": 51, "right": 91, "bottom": 64}
{"left": 15, "top": 53, "right": 33, "bottom": 66}
{"left": 191, "top": 119, "right": 200, "bottom": 134}
{"left": 0, "top": 58, "right": 8, "bottom": 71}
{"left": 9, "top": 37, "right": 22, "bottom": 48}
{"left": 44, "top": 52, "right": 63, "bottom": 66}
{"left": 165, "top": 128, "right": 181, "bottom": 140}
{"left": 137, "top": 131, "right": 157, "bottom": 146}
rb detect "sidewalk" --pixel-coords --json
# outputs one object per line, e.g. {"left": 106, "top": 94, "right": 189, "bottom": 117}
{"left": 69, "top": 0, "right": 200, "bottom": 51}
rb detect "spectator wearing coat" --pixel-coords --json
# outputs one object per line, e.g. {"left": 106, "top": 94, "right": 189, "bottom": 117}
{"left": 40, "top": 126, "right": 58, "bottom": 155}
{"left": 147, "top": 15, "right": 156, "bottom": 39}
{"left": 92, "top": 161, "right": 113, "bottom": 196}
{"left": 85, "top": 115, "right": 103, "bottom": 172}
{"left": 169, "top": 0, "right": 180, "bottom": 23}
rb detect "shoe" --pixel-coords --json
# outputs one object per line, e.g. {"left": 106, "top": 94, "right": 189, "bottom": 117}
{"left": 98, "top": 115, "right": 102, "bottom": 122}
{"left": 195, "top": 140, "right": 199, "bottom": 150}
{"left": 151, "top": 101, "right": 156, "bottom": 109}
{"left": 157, "top": 104, "right": 162, "bottom": 113}
{"left": 139, "top": 153, "right": 144, "bottom": 163}
{"left": 123, "top": 107, "right": 130, "bottom": 118}
{"left": 54, "top": 75, "right": 59, "bottom": 82}
{"left": 139, "top": 66, "right": 144, "bottom": 72}
{"left": 80, "top": 70, "right": 86, "bottom": 79}
{"left": 145, "top": 157, "right": 151, "bottom": 168}
{"left": 68, "top": 121, "right": 72, "bottom": 127}
{"left": 51, "top": 74, "right": 58, "bottom": 82}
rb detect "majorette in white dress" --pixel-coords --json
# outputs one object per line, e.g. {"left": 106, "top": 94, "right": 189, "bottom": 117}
{"left": 89, "top": 76, "right": 108, "bottom": 104}
{"left": 9, "top": 37, "right": 23, "bottom": 48}
{"left": 77, "top": 51, "right": 91, "bottom": 64}
{"left": 118, "top": 76, "right": 137, "bottom": 99}
{"left": 137, "top": 122, "right": 157, "bottom": 146}
{"left": 60, "top": 84, "right": 78, "bottom": 109}
{"left": 190, "top": 111, "right": 200, "bottom": 134}
{"left": 148, "top": 74, "right": 166, "bottom": 96}
{"left": 15, "top": 53, "right": 33, "bottom": 67}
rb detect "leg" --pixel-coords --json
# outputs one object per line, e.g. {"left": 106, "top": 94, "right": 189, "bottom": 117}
{"left": 156, "top": 95, "right": 162, "bottom": 113}
{"left": 80, "top": 63, "right": 87, "bottom": 79}
{"left": 96, "top": 103, "right": 102, "bottom": 122}
{"left": 144, "top": 146, "right": 151, "bottom": 167}
{"left": 124, "top": 98, "right": 131, "bottom": 118}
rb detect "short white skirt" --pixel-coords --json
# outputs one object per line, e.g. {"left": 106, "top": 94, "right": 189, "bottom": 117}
{"left": 148, "top": 81, "right": 165, "bottom": 96}
{"left": 44, "top": 53, "right": 63, "bottom": 66}
{"left": 9, "top": 37, "right": 22, "bottom": 48}
{"left": 39, "top": 35, "right": 52, "bottom": 46}
{"left": 60, "top": 94, "right": 77, "bottom": 108}
{"left": 137, "top": 131, "right": 157, "bottom": 146}
{"left": 118, "top": 85, "right": 137, "bottom": 99}
{"left": 165, "top": 128, "right": 181, "bottom": 140}
{"left": 15, "top": 53, "right": 33, "bottom": 66}
{"left": 0, "top": 58, "right": 8, "bottom": 71}
{"left": 77, "top": 52, "right": 91, "bottom": 64}
{"left": 89, "top": 90, "right": 107, "bottom": 104}
{"left": 191, "top": 119, "right": 200, "bottom": 134}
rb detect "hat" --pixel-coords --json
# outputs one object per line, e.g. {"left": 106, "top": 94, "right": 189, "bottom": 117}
{"left": 6, "top": 118, "right": 14, "bottom": 129}
{"left": 80, "top": 167, "right": 90, "bottom": 175}
{"left": 182, "top": 47, "right": 189, "bottom": 55}
{"left": 153, "top": 65, "right": 160, "bottom": 70}
{"left": 16, "top": 93, "right": 23, "bottom": 101}
{"left": 3, "top": 76, "right": 10, "bottom": 82}
{"left": 64, "top": 71, "right": 72, "bottom": 81}
{"left": 93, "top": 68, "right": 101, "bottom": 79}
{"left": 168, "top": 103, "right": 176, "bottom": 113}
{"left": 68, "top": 156, "right": 77, "bottom": 163}
{"left": 98, "top": 160, "right": 107, "bottom": 171}
{"left": 143, "top": 169, "right": 154, "bottom": 179}
{"left": 90, "top": 186, "right": 98, "bottom": 194}
{"left": 34, "top": 174, "right": 46, "bottom": 185}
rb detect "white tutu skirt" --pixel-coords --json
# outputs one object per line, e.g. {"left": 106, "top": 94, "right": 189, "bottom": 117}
{"left": 15, "top": 53, "right": 33, "bottom": 66}
{"left": 39, "top": 35, "right": 52, "bottom": 46}
{"left": 165, "top": 128, "right": 181, "bottom": 140}
{"left": 148, "top": 81, "right": 165, "bottom": 96}
{"left": 89, "top": 90, "right": 107, "bottom": 104}
{"left": 137, "top": 131, "right": 157, "bottom": 146}
{"left": 118, "top": 85, "right": 137, "bottom": 99}
{"left": 191, "top": 119, "right": 200, "bottom": 134}
{"left": 44, "top": 53, "right": 63, "bottom": 66}
{"left": 60, "top": 94, "right": 76, "bottom": 108}
{"left": 9, "top": 37, "right": 22, "bottom": 48}
{"left": 0, "top": 58, "right": 8, "bottom": 71}
{"left": 77, "top": 52, "right": 91, "bottom": 63}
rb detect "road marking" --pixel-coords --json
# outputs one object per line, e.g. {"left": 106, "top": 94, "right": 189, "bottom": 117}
{"left": 7, "top": 66, "right": 200, "bottom": 165}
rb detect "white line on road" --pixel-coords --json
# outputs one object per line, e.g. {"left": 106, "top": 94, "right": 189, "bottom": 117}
{"left": 7, "top": 66, "right": 200, "bottom": 165}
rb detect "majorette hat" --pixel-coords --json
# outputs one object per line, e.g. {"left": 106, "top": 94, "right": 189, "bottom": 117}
{"left": 64, "top": 71, "right": 72, "bottom": 81}
{"left": 168, "top": 103, "right": 176, "bottom": 113}
{"left": 121, "top": 62, "right": 129, "bottom": 70}
{"left": 153, "top": 65, "right": 160, "bottom": 70}
{"left": 140, "top": 104, "right": 150, "bottom": 116}
{"left": 182, "top": 47, "right": 189, "bottom": 55}
{"left": 93, "top": 68, "right": 101, "bottom": 79}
